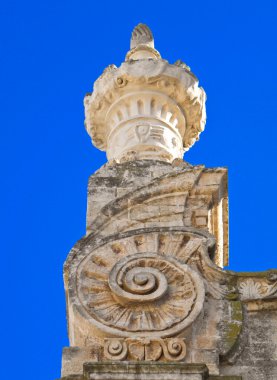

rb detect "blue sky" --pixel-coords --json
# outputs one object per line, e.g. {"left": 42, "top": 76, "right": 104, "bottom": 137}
{"left": 1, "top": 0, "right": 276, "bottom": 379}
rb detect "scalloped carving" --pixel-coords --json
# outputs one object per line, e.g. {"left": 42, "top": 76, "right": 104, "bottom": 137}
{"left": 68, "top": 228, "right": 211, "bottom": 339}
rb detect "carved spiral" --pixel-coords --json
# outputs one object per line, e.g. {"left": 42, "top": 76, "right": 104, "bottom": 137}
{"left": 77, "top": 248, "right": 204, "bottom": 336}
{"left": 109, "top": 255, "right": 168, "bottom": 303}
{"left": 104, "top": 338, "right": 187, "bottom": 361}
{"left": 104, "top": 339, "right": 128, "bottom": 360}
{"left": 163, "top": 338, "right": 187, "bottom": 361}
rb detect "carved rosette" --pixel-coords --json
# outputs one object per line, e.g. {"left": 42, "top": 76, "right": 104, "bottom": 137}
{"left": 66, "top": 228, "right": 210, "bottom": 342}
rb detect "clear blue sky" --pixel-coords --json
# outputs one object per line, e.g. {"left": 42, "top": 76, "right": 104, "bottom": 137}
{"left": 1, "top": 0, "right": 276, "bottom": 379}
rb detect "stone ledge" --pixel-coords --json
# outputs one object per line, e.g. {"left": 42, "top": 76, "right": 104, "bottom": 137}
{"left": 85, "top": 362, "right": 209, "bottom": 380}
{"left": 58, "top": 365, "right": 242, "bottom": 380}
{"left": 59, "top": 376, "right": 83, "bottom": 380}
{"left": 59, "top": 377, "right": 242, "bottom": 380}
{"left": 209, "top": 377, "right": 242, "bottom": 380}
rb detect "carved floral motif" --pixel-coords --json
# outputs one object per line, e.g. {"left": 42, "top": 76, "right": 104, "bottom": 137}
{"left": 104, "top": 338, "right": 187, "bottom": 361}
{"left": 239, "top": 279, "right": 277, "bottom": 301}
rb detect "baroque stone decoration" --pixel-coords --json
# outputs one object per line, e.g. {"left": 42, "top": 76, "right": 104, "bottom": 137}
{"left": 238, "top": 277, "right": 277, "bottom": 301}
{"left": 84, "top": 24, "right": 206, "bottom": 163}
{"left": 103, "top": 338, "right": 187, "bottom": 361}
{"left": 59, "top": 24, "right": 277, "bottom": 380}
{"left": 68, "top": 228, "right": 208, "bottom": 342}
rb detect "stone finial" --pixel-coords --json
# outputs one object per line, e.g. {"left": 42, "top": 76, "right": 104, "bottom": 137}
{"left": 130, "top": 24, "right": 154, "bottom": 49}
{"left": 84, "top": 24, "right": 206, "bottom": 163}
{"left": 126, "top": 23, "right": 161, "bottom": 60}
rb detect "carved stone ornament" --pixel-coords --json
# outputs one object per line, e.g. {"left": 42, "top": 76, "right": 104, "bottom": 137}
{"left": 104, "top": 338, "right": 187, "bottom": 361}
{"left": 79, "top": 252, "right": 202, "bottom": 335}
{"left": 65, "top": 227, "right": 216, "bottom": 343}
{"left": 63, "top": 220, "right": 245, "bottom": 375}
{"left": 59, "top": 23, "right": 277, "bottom": 380}
{"left": 238, "top": 278, "right": 277, "bottom": 301}
{"left": 84, "top": 24, "right": 206, "bottom": 163}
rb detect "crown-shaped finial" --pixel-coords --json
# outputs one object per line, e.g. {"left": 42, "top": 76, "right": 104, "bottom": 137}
{"left": 85, "top": 24, "right": 206, "bottom": 163}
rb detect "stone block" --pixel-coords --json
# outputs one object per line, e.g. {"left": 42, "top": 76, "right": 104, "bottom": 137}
{"left": 62, "top": 347, "right": 98, "bottom": 377}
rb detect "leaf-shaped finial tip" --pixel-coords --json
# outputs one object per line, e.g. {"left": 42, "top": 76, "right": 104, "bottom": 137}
{"left": 131, "top": 23, "right": 154, "bottom": 49}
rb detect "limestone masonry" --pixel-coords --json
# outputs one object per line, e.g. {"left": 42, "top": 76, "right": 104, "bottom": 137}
{"left": 59, "top": 24, "right": 277, "bottom": 380}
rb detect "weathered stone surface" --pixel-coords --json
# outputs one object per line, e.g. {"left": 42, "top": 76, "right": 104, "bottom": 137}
{"left": 209, "top": 377, "right": 242, "bottom": 380}
{"left": 84, "top": 362, "right": 210, "bottom": 380}
{"left": 86, "top": 160, "right": 229, "bottom": 267}
{"left": 59, "top": 362, "right": 243, "bottom": 380}
{"left": 59, "top": 23, "right": 277, "bottom": 380}
{"left": 59, "top": 376, "right": 83, "bottom": 380}
{"left": 61, "top": 347, "right": 99, "bottom": 377}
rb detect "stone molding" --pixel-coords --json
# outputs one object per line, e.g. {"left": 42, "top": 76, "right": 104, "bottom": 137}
{"left": 84, "top": 362, "right": 210, "bottom": 380}
{"left": 58, "top": 362, "right": 242, "bottom": 380}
